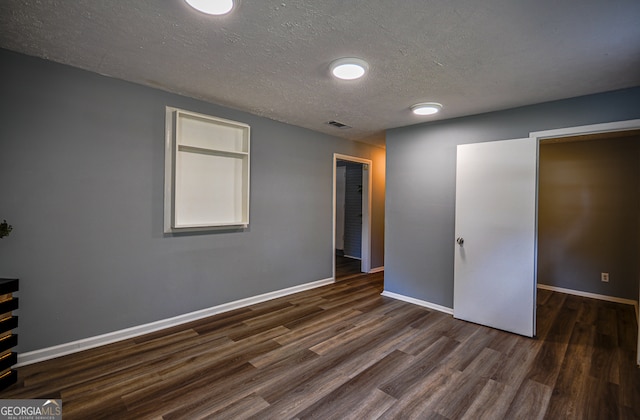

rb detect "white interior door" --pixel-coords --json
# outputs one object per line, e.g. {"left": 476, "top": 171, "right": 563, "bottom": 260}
{"left": 454, "top": 137, "right": 537, "bottom": 337}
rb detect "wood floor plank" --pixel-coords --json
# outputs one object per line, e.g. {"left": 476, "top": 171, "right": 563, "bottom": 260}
{"left": 245, "top": 365, "right": 351, "bottom": 419}
{"left": 397, "top": 312, "right": 457, "bottom": 355}
{"left": 503, "top": 378, "right": 552, "bottom": 420}
{"left": 207, "top": 393, "right": 270, "bottom": 420}
{"left": 22, "top": 329, "right": 205, "bottom": 388}
{"left": 293, "top": 349, "right": 409, "bottom": 419}
{"left": 429, "top": 348, "right": 503, "bottom": 418}
{"left": 132, "top": 307, "right": 253, "bottom": 343}
{"left": 537, "top": 288, "right": 553, "bottom": 305}
{"left": 256, "top": 329, "right": 422, "bottom": 416}
{"left": 434, "top": 372, "right": 489, "bottom": 419}
{"left": 1, "top": 273, "right": 638, "bottom": 419}
{"left": 11, "top": 334, "right": 176, "bottom": 390}
{"left": 124, "top": 362, "right": 259, "bottom": 419}
{"left": 337, "top": 388, "right": 397, "bottom": 420}
{"left": 340, "top": 326, "right": 424, "bottom": 379}
{"left": 121, "top": 339, "right": 281, "bottom": 416}
{"left": 596, "top": 304, "right": 619, "bottom": 338}
{"left": 250, "top": 318, "right": 357, "bottom": 369}
{"left": 378, "top": 367, "right": 463, "bottom": 419}
{"left": 619, "top": 348, "right": 640, "bottom": 416}
{"left": 535, "top": 290, "right": 567, "bottom": 340}
{"left": 591, "top": 331, "right": 620, "bottom": 384}
{"left": 577, "top": 295, "right": 599, "bottom": 324}
{"left": 524, "top": 292, "right": 579, "bottom": 388}
{"left": 280, "top": 304, "right": 357, "bottom": 331}
{"left": 460, "top": 379, "right": 512, "bottom": 420}
{"left": 447, "top": 327, "right": 501, "bottom": 372}
{"left": 318, "top": 286, "right": 383, "bottom": 310}
{"left": 584, "top": 376, "right": 620, "bottom": 420}
{"left": 379, "top": 336, "right": 460, "bottom": 399}
{"left": 241, "top": 303, "right": 323, "bottom": 328}
{"left": 544, "top": 321, "right": 596, "bottom": 419}
{"left": 349, "top": 295, "right": 405, "bottom": 316}
{"left": 60, "top": 374, "right": 162, "bottom": 419}
{"left": 461, "top": 342, "right": 541, "bottom": 419}
{"left": 309, "top": 305, "right": 429, "bottom": 356}
{"left": 617, "top": 303, "right": 638, "bottom": 351}
{"left": 309, "top": 315, "right": 387, "bottom": 355}
{"left": 191, "top": 301, "right": 292, "bottom": 336}
{"left": 490, "top": 336, "right": 541, "bottom": 390}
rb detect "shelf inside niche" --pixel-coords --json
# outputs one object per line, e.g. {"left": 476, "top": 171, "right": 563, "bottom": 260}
{"left": 176, "top": 111, "right": 249, "bottom": 154}
{"left": 164, "top": 107, "right": 251, "bottom": 232}
{"left": 177, "top": 144, "right": 248, "bottom": 158}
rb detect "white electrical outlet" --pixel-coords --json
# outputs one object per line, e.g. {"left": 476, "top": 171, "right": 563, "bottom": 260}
{"left": 601, "top": 272, "right": 609, "bottom": 282}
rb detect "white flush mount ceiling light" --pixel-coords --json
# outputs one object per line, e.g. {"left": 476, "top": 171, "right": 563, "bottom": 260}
{"left": 411, "top": 102, "right": 443, "bottom": 115}
{"left": 185, "top": 0, "right": 234, "bottom": 15}
{"left": 330, "top": 58, "right": 369, "bottom": 80}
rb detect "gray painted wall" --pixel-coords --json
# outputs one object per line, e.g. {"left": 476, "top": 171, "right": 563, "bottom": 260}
{"left": 385, "top": 87, "right": 640, "bottom": 309}
{"left": 0, "top": 49, "right": 385, "bottom": 352}
{"left": 538, "top": 137, "right": 639, "bottom": 300}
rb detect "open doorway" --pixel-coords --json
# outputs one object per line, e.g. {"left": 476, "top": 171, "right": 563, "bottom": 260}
{"left": 335, "top": 160, "right": 363, "bottom": 278}
{"left": 333, "top": 154, "right": 372, "bottom": 280}
{"left": 531, "top": 120, "right": 640, "bottom": 365}
{"left": 537, "top": 130, "right": 640, "bottom": 300}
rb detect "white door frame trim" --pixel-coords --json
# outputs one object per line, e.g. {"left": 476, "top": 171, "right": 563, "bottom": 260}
{"left": 530, "top": 119, "right": 640, "bottom": 141}
{"left": 333, "top": 154, "right": 373, "bottom": 278}
{"left": 531, "top": 118, "right": 640, "bottom": 366}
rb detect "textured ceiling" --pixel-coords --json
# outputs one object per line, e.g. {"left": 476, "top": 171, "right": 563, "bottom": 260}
{"left": 1, "top": 0, "right": 639, "bottom": 147}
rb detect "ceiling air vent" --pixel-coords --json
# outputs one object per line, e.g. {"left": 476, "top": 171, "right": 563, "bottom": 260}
{"left": 326, "top": 120, "right": 352, "bottom": 129}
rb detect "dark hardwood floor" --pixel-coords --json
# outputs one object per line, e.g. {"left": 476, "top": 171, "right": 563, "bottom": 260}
{"left": 335, "top": 255, "right": 361, "bottom": 279}
{"left": 2, "top": 272, "right": 639, "bottom": 419}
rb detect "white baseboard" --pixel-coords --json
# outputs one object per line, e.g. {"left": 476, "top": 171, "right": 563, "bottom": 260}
{"left": 381, "top": 290, "right": 453, "bottom": 315}
{"left": 17, "top": 277, "right": 335, "bottom": 367}
{"left": 343, "top": 255, "right": 362, "bottom": 261}
{"left": 537, "top": 284, "right": 639, "bottom": 321}
{"left": 368, "top": 266, "right": 384, "bottom": 274}
{"left": 536, "top": 284, "right": 638, "bottom": 306}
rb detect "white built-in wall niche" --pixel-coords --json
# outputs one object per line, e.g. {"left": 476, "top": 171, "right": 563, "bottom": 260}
{"left": 164, "top": 107, "right": 250, "bottom": 232}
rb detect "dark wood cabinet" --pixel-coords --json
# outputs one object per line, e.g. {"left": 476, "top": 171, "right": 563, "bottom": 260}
{"left": 0, "top": 278, "right": 18, "bottom": 390}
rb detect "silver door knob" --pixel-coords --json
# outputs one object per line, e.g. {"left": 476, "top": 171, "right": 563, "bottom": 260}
{"left": 456, "top": 237, "right": 464, "bottom": 246}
